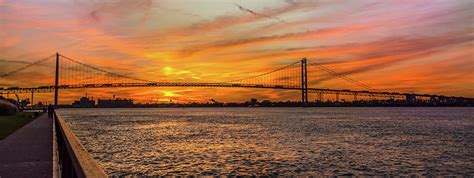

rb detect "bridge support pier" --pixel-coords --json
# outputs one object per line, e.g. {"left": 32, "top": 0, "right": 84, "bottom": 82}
{"left": 301, "top": 58, "right": 308, "bottom": 106}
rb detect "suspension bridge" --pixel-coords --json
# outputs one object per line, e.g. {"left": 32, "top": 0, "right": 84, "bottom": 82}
{"left": 0, "top": 53, "right": 471, "bottom": 106}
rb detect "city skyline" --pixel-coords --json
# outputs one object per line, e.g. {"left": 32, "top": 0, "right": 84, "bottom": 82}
{"left": 1, "top": 0, "right": 473, "bottom": 104}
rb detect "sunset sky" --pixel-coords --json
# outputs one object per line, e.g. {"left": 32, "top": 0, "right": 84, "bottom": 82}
{"left": 1, "top": 0, "right": 473, "bottom": 104}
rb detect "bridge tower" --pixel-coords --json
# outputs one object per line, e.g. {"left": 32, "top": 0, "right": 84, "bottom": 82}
{"left": 54, "top": 52, "right": 59, "bottom": 107}
{"left": 301, "top": 58, "right": 308, "bottom": 106}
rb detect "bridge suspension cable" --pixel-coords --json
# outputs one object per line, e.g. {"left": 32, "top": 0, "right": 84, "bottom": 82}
{"left": 58, "top": 54, "right": 152, "bottom": 84}
{"left": 307, "top": 60, "right": 376, "bottom": 91}
{"left": 1, "top": 53, "right": 377, "bottom": 96}
{"left": 0, "top": 54, "right": 56, "bottom": 78}
{"left": 222, "top": 60, "right": 302, "bottom": 88}
{"left": 2, "top": 53, "right": 472, "bottom": 105}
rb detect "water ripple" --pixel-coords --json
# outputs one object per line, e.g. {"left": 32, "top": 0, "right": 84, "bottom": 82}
{"left": 59, "top": 107, "right": 474, "bottom": 176}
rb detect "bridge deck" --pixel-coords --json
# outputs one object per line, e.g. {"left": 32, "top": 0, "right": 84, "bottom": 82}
{"left": 0, "top": 82, "right": 469, "bottom": 99}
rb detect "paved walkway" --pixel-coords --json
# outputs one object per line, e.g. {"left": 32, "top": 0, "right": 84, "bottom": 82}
{"left": 0, "top": 114, "right": 52, "bottom": 178}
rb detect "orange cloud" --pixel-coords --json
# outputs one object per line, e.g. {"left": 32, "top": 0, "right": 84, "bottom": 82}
{"left": 1, "top": 0, "right": 473, "bottom": 104}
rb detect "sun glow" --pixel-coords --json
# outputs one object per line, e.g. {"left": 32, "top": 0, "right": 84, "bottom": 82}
{"left": 0, "top": 0, "right": 472, "bottom": 104}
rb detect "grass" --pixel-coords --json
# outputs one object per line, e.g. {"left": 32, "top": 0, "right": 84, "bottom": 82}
{"left": 0, "top": 112, "right": 39, "bottom": 140}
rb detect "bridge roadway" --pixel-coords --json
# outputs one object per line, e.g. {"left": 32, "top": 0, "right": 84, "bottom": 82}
{"left": 0, "top": 82, "right": 468, "bottom": 100}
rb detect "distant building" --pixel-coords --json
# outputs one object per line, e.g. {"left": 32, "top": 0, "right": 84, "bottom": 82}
{"left": 72, "top": 97, "right": 95, "bottom": 108}
{"left": 249, "top": 98, "right": 258, "bottom": 107}
{"left": 406, "top": 94, "right": 417, "bottom": 104}
{"left": 98, "top": 98, "right": 133, "bottom": 108}
{"left": 261, "top": 100, "right": 272, "bottom": 106}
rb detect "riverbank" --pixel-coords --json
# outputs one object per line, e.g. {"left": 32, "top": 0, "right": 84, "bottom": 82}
{"left": 0, "top": 112, "right": 38, "bottom": 139}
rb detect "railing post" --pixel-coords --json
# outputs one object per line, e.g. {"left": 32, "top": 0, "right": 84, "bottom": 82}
{"left": 54, "top": 52, "right": 59, "bottom": 107}
{"left": 301, "top": 58, "right": 308, "bottom": 106}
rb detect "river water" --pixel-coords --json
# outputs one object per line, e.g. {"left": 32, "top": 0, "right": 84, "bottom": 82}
{"left": 58, "top": 107, "right": 474, "bottom": 176}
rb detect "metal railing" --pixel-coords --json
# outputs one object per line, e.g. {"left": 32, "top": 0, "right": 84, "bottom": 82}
{"left": 54, "top": 111, "right": 108, "bottom": 178}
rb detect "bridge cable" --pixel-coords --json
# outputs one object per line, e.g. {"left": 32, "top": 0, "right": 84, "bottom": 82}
{"left": 307, "top": 60, "right": 377, "bottom": 91}
{"left": 58, "top": 54, "right": 152, "bottom": 83}
{"left": 221, "top": 60, "right": 300, "bottom": 84}
{"left": 0, "top": 54, "right": 56, "bottom": 78}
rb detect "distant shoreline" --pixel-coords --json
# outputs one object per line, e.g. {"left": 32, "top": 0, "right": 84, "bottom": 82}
{"left": 55, "top": 105, "right": 474, "bottom": 108}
